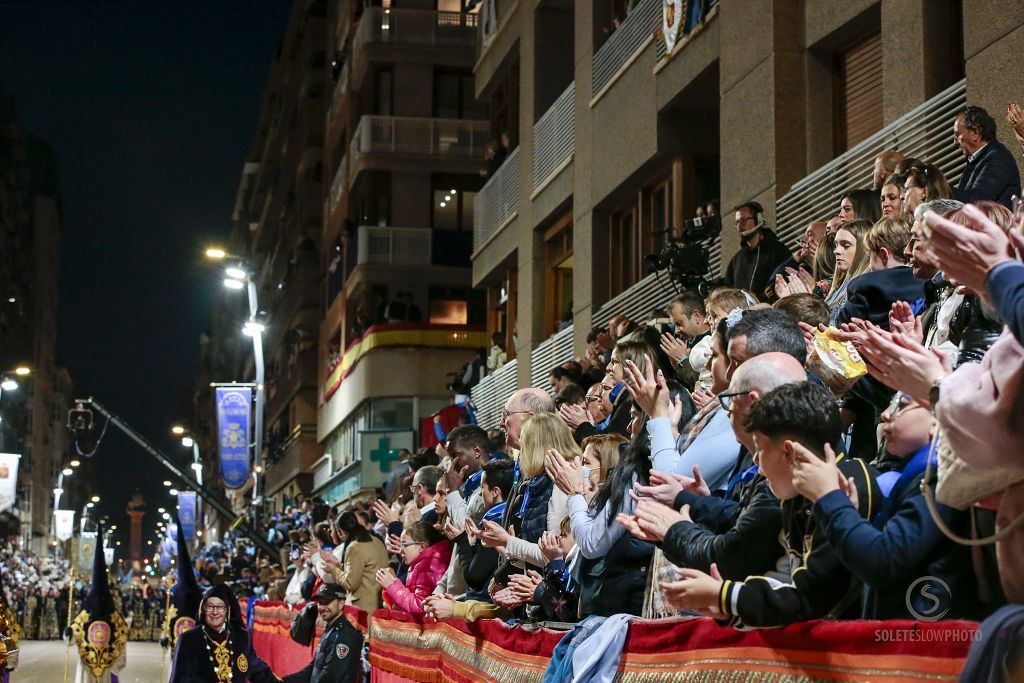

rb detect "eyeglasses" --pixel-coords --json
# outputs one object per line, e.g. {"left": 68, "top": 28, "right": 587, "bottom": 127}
{"left": 409, "top": 483, "right": 422, "bottom": 493}
{"left": 205, "top": 604, "right": 228, "bottom": 614}
{"left": 717, "top": 390, "right": 752, "bottom": 412}
{"left": 501, "top": 409, "right": 531, "bottom": 421}
{"left": 584, "top": 395, "right": 601, "bottom": 403}
{"left": 401, "top": 541, "right": 424, "bottom": 549}
{"left": 733, "top": 216, "right": 755, "bottom": 227}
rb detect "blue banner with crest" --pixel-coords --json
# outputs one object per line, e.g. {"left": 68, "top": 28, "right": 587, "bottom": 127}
{"left": 177, "top": 491, "right": 197, "bottom": 541}
{"left": 216, "top": 387, "right": 252, "bottom": 488}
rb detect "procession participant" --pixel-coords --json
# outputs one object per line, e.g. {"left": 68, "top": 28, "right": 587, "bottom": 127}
{"left": 70, "top": 525, "right": 128, "bottom": 683}
{"left": 169, "top": 583, "right": 278, "bottom": 682}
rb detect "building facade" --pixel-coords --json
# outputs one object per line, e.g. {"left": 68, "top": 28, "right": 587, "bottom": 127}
{"left": 467, "top": 0, "right": 1024, "bottom": 425}
{"left": 0, "top": 98, "right": 76, "bottom": 553}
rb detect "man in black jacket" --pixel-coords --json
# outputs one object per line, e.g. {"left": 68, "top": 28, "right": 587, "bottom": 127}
{"left": 953, "top": 106, "right": 1021, "bottom": 208}
{"left": 723, "top": 202, "right": 792, "bottom": 299}
{"left": 283, "top": 584, "right": 362, "bottom": 683}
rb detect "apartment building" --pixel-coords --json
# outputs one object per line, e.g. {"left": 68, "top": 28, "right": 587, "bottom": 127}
{"left": 196, "top": 0, "right": 330, "bottom": 518}
{"left": 0, "top": 98, "right": 75, "bottom": 552}
{"left": 314, "top": 0, "right": 488, "bottom": 503}
{"left": 468, "top": 0, "right": 1024, "bottom": 426}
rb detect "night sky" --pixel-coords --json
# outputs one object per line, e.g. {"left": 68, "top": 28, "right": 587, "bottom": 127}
{"left": 0, "top": 2, "right": 292, "bottom": 550}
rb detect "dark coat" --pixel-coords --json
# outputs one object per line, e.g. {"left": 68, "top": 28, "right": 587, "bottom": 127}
{"left": 577, "top": 532, "right": 653, "bottom": 617}
{"left": 724, "top": 228, "right": 793, "bottom": 299}
{"left": 836, "top": 266, "right": 926, "bottom": 330}
{"left": 281, "top": 614, "right": 363, "bottom": 683}
{"left": 169, "top": 624, "right": 276, "bottom": 683}
{"left": 955, "top": 139, "right": 1022, "bottom": 208}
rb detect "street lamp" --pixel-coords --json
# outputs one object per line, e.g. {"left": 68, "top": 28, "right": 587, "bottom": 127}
{"left": 90, "top": 495, "right": 100, "bottom": 503}
{"left": 204, "top": 248, "right": 266, "bottom": 510}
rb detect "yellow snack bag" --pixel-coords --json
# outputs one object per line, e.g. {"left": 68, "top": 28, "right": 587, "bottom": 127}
{"left": 807, "top": 327, "right": 867, "bottom": 394}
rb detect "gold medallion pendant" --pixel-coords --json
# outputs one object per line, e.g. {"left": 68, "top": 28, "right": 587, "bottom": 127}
{"left": 237, "top": 653, "right": 249, "bottom": 672}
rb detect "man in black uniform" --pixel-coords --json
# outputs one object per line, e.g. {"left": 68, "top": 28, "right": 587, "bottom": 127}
{"left": 283, "top": 584, "right": 362, "bottom": 683}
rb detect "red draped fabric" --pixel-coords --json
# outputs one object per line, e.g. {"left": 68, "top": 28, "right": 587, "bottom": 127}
{"left": 248, "top": 600, "right": 978, "bottom": 682}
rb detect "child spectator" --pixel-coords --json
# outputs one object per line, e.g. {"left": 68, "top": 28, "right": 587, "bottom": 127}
{"left": 376, "top": 522, "right": 451, "bottom": 615}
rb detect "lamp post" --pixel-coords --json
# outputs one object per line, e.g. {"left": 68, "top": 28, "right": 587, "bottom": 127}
{"left": 206, "top": 248, "right": 265, "bottom": 509}
{"left": 171, "top": 425, "right": 205, "bottom": 544}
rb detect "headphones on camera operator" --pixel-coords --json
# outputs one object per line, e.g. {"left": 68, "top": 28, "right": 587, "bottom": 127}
{"left": 737, "top": 201, "right": 765, "bottom": 240}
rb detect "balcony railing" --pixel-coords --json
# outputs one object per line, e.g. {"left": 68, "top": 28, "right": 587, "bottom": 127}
{"left": 355, "top": 225, "right": 432, "bottom": 267}
{"left": 472, "top": 146, "right": 520, "bottom": 251}
{"left": 532, "top": 82, "right": 575, "bottom": 191}
{"left": 470, "top": 358, "right": 519, "bottom": 430}
{"left": 327, "top": 154, "right": 348, "bottom": 220}
{"left": 530, "top": 325, "right": 575, "bottom": 391}
{"left": 354, "top": 8, "right": 478, "bottom": 52}
{"left": 592, "top": 0, "right": 659, "bottom": 97}
{"left": 350, "top": 115, "right": 490, "bottom": 161}
{"left": 775, "top": 79, "right": 967, "bottom": 250}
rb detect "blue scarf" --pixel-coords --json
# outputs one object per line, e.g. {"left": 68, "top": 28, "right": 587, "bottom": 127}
{"left": 463, "top": 470, "right": 483, "bottom": 499}
{"left": 483, "top": 501, "right": 506, "bottom": 523}
{"left": 878, "top": 441, "right": 934, "bottom": 523}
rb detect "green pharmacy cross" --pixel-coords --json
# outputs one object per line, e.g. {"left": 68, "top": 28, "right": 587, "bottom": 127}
{"left": 370, "top": 437, "right": 401, "bottom": 473}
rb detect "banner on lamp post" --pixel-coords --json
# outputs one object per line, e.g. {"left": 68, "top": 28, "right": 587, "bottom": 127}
{"left": 55, "top": 510, "right": 75, "bottom": 541}
{"left": 78, "top": 532, "right": 97, "bottom": 574}
{"left": 177, "top": 491, "right": 196, "bottom": 541}
{"left": 0, "top": 453, "right": 20, "bottom": 513}
{"left": 104, "top": 547, "right": 114, "bottom": 566}
{"left": 215, "top": 387, "right": 252, "bottom": 489}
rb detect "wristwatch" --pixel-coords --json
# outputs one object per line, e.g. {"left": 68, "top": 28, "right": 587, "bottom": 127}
{"left": 928, "top": 378, "right": 941, "bottom": 412}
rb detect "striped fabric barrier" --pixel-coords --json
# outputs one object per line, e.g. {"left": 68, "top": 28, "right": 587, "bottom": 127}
{"left": 248, "top": 601, "right": 977, "bottom": 682}
{"left": 249, "top": 600, "right": 368, "bottom": 676}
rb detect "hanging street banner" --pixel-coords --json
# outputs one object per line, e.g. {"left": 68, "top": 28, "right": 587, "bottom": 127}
{"left": 177, "top": 491, "right": 197, "bottom": 541}
{"left": 55, "top": 510, "right": 76, "bottom": 541}
{"left": 0, "top": 454, "right": 19, "bottom": 513}
{"left": 215, "top": 386, "right": 252, "bottom": 489}
{"left": 662, "top": 0, "right": 684, "bottom": 53}
{"left": 104, "top": 546, "right": 114, "bottom": 566}
{"left": 78, "top": 532, "right": 97, "bottom": 574}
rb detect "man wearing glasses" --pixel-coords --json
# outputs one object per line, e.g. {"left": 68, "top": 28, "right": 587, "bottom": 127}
{"left": 169, "top": 584, "right": 276, "bottom": 682}
{"left": 281, "top": 584, "right": 362, "bottom": 682}
{"left": 498, "top": 388, "right": 555, "bottom": 451}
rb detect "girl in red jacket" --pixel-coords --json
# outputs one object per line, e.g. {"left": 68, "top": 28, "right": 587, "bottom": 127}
{"left": 376, "top": 522, "right": 452, "bottom": 614}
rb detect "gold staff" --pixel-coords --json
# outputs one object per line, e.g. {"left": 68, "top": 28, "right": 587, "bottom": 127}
{"left": 62, "top": 567, "right": 76, "bottom": 683}
{"left": 159, "top": 573, "right": 175, "bottom": 683}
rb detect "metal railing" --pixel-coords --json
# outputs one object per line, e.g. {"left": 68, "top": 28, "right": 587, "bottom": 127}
{"left": 472, "top": 147, "right": 520, "bottom": 251}
{"left": 593, "top": 270, "right": 680, "bottom": 328}
{"left": 470, "top": 359, "right": 519, "bottom": 430}
{"left": 775, "top": 79, "right": 967, "bottom": 250}
{"left": 355, "top": 225, "right": 432, "bottom": 267}
{"left": 529, "top": 325, "right": 575, "bottom": 391}
{"left": 327, "top": 154, "right": 348, "bottom": 220}
{"left": 532, "top": 82, "right": 575, "bottom": 191}
{"left": 592, "top": 0, "right": 659, "bottom": 96}
{"left": 350, "top": 115, "right": 490, "bottom": 159}
{"left": 354, "top": 7, "right": 478, "bottom": 51}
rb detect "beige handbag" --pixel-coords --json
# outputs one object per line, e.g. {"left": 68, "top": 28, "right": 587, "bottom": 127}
{"left": 933, "top": 424, "right": 1024, "bottom": 511}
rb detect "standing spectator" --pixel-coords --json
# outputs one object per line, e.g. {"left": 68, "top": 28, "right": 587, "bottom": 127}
{"left": 723, "top": 202, "right": 792, "bottom": 298}
{"left": 953, "top": 106, "right": 1022, "bottom": 208}
{"left": 322, "top": 512, "right": 390, "bottom": 611}
{"left": 486, "top": 332, "right": 507, "bottom": 371}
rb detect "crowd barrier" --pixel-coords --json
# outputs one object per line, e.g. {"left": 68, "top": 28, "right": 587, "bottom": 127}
{"left": 248, "top": 600, "right": 978, "bottom": 681}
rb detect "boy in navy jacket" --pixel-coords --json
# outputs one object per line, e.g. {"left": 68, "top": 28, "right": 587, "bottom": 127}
{"left": 657, "top": 382, "right": 880, "bottom": 628}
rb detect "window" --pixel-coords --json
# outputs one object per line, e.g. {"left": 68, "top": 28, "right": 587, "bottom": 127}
{"left": 606, "top": 173, "right": 673, "bottom": 298}
{"left": 835, "top": 31, "right": 882, "bottom": 153}
{"left": 432, "top": 188, "right": 476, "bottom": 231}
{"left": 434, "top": 71, "right": 484, "bottom": 119}
{"left": 544, "top": 212, "right": 573, "bottom": 336}
{"left": 374, "top": 68, "right": 393, "bottom": 116}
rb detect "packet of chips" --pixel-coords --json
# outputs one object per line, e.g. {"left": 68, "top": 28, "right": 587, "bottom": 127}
{"left": 807, "top": 327, "right": 867, "bottom": 394}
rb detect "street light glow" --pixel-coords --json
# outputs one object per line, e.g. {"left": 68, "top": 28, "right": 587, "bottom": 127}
{"left": 163, "top": 480, "right": 172, "bottom": 487}
{"left": 169, "top": 488, "right": 178, "bottom": 495}
{"left": 110, "top": 525, "right": 117, "bottom": 531}
{"left": 14, "top": 366, "right": 30, "bottom": 376}
{"left": 225, "top": 267, "right": 247, "bottom": 280}
{"left": 0, "top": 380, "right": 16, "bottom": 392}
{"left": 70, "top": 459, "right": 81, "bottom": 467}
{"left": 53, "top": 487, "right": 63, "bottom": 496}
{"left": 205, "top": 247, "right": 227, "bottom": 260}
{"left": 223, "top": 277, "right": 245, "bottom": 290}
{"left": 85, "top": 502, "right": 94, "bottom": 509}
{"left": 171, "top": 425, "right": 185, "bottom": 435}
{"left": 62, "top": 467, "right": 73, "bottom": 476}
{"left": 157, "top": 507, "right": 165, "bottom": 513}
{"left": 182, "top": 436, "right": 194, "bottom": 448}
{"left": 191, "top": 462, "right": 203, "bottom": 472}
{"left": 90, "top": 495, "right": 100, "bottom": 503}
{"left": 243, "top": 321, "right": 265, "bottom": 336}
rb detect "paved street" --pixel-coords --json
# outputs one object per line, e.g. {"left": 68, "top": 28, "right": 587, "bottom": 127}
{"left": 14, "top": 639, "right": 167, "bottom": 682}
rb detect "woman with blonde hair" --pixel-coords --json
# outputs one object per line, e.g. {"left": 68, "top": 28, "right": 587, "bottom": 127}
{"left": 478, "top": 412, "right": 578, "bottom": 569}
{"left": 826, "top": 219, "right": 873, "bottom": 323}
{"left": 580, "top": 433, "right": 626, "bottom": 503}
